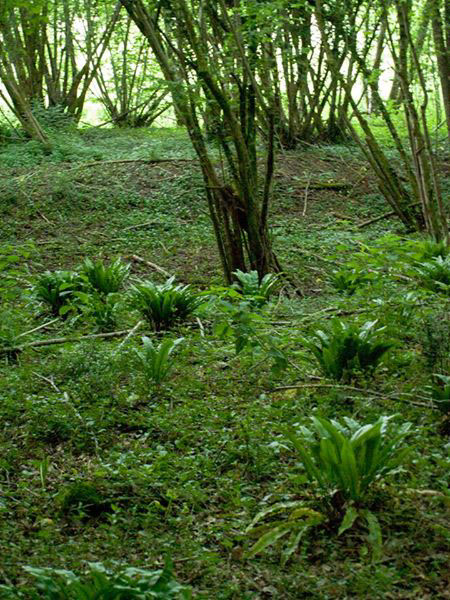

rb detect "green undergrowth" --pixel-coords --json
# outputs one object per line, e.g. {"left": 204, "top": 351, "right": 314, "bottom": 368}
{"left": 0, "top": 129, "right": 449, "bottom": 599}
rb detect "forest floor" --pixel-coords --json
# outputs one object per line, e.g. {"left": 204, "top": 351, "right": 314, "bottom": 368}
{"left": 0, "top": 128, "right": 449, "bottom": 599}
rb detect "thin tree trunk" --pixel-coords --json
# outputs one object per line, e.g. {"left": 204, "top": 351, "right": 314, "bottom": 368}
{"left": 432, "top": 0, "right": 450, "bottom": 142}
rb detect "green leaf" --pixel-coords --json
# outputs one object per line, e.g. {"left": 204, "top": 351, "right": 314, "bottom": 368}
{"left": 338, "top": 506, "right": 359, "bottom": 536}
{"left": 286, "top": 430, "right": 325, "bottom": 488}
{"left": 288, "top": 507, "right": 324, "bottom": 523}
{"left": 280, "top": 526, "right": 308, "bottom": 566}
{"left": 246, "top": 523, "right": 293, "bottom": 558}
{"left": 363, "top": 510, "right": 383, "bottom": 562}
{"left": 245, "top": 501, "right": 303, "bottom": 532}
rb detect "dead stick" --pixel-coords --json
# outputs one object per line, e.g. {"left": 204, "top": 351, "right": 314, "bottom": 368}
{"left": 69, "top": 158, "right": 195, "bottom": 171}
{"left": 358, "top": 202, "right": 421, "bottom": 228}
{"left": 114, "top": 320, "right": 143, "bottom": 354}
{"left": 123, "top": 220, "right": 160, "bottom": 231}
{"left": 16, "top": 318, "right": 60, "bottom": 339}
{"left": 358, "top": 210, "right": 397, "bottom": 228}
{"left": 294, "top": 247, "right": 336, "bottom": 264}
{"left": 2, "top": 328, "right": 141, "bottom": 355}
{"left": 302, "top": 175, "right": 311, "bottom": 217}
{"left": 271, "top": 384, "right": 434, "bottom": 409}
{"left": 130, "top": 255, "right": 172, "bottom": 278}
{"left": 32, "top": 371, "right": 60, "bottom": 392}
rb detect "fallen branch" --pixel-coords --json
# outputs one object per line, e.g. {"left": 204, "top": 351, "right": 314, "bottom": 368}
{"left": 294, "top": 247, "right": 336, "bottom": 265}
{"left": 294, "top": 180, "right": 350, "bottom": 190}
{"left": 332, "top": 212, "right": 355, "bottom": 222}
{"left": 16, "top": 318, "right": 60, "bottom": 339}
{"left": 1, "top": 327, "right": 142, "bottom": 356}
{"left": 69, "top": 158, "right": 195, "bottom": 171}
{"left": 114, "top": 320, "right": 143, "bottom": 354}
{"left": 32, "top": 371, "right": 60, "bottom": 392}
{"left": 130, "top": 255, "right": 172, "bottom": 278}
{"left": 271, "top": 383, "right": 435, "bottom": 409}
{"left": 358, "top": 202, "right": 421, "bottom": 228}
{"left": 302, "top": 175, "right": 311, "bottom": 217}
{"left": 123, "top": 220, "right": 161, "bottom": 231}
{"left": 358, "top": 210, "right": 397, "bottom": 228}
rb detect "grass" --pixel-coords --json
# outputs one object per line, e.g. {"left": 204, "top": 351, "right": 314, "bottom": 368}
{"left": 0, "top": 126, "right": 449, "bottom": 598}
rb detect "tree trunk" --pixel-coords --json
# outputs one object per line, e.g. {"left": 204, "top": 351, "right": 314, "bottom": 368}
{"left": 431, "top": 0, "right": 450, "bottom": 142}
{"left": 119, "top": 0, "right": 280, "bottom": 283}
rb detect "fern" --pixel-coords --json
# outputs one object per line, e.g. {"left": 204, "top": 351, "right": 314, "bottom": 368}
{"left": 330, "top": 268, "right": 372, "bottom": 295}
{"left": 302, "top": 319, "right": 394, "bottom": 381}
{"left": 33, "top": 270, "right": 84, "bottom": 317}
{"left": 130, "top": 278, "right": 201, "bottom": 331}
{"left": 233, "top": 270, "right": 279, "bottom": 306}
{"left": 15, "top": 559, "right": 191, "bottom": 599}
{"left": 287, "top": 415, "right": 412, "bottom": 502}
{"left": 135, "top": 336, "right": 184, "bottom": 385}
{"left": 431, "top": 374, "right": 450, "bottom": 414}
{"left": 414, "top": 256, "right": 450, "bottom": 295}
{"left": 81, "top": 258, "right": 130, "bottom": 296}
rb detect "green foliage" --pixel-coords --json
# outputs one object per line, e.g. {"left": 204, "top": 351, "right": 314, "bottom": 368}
{"left": 28, "top": 407, "right": 77, "bottom": 445}
{"left": 1, "top": 130, "right": 449, "bottom": 597}
{"left": 302, "top": 319, "right": 394, "bottom": 381}
{"left": 419, "top": 311, "right": 450, "bottom": 374}
{"left": 53, "top": 341, "right": 123, "bottom": 404}
{"left": 330, "top": 267, "right": 373, "bottom": 294}
{"left": 339, "top": 235, "right": 448, "bottom": 275}
{"left": 59, "top": 481, "right": 109, "bottom": 517}
{"left": 31, "top": 102, "right": 76, "bottom": 131}
{"left": 75, "top": 291, "right": 121, "bottom": 332}
{"left": 32, "top": 258, "right": 129, "bottom": 327}
{"left": 0, "top": 243, "right": 34, "bottom": 300}
{"left": 33, "top": 270, "right": 84, "bottom": 317}
{"left": 0, "top": 325, "right": 18, "bottom": 358}
{"left": 213, "top": 300, "right": 263, "bottom": 355}
{"left": 245, "top": 416, "right": 411, "bottom": 564}
{"left": 431, "top": 375, "right": 450, "bottom": 414}
{"left": 130, "top": 278, "right": 201, "bottom": 331}
{"left": 285, "top": 415, "right": 411, "bottom": 561}
{"left": 233, "top": 270, "right": 279, "bottom": 306}
{"left": 0, "top": 244, "right": 31, "bottom": 277}
{"left": 134, "top": 336, "right": 184, "bottom": 386}
{"left": 212, "top": 298, "right": 288, "bottom": 373}
{"left": 287, "top": 415, "right": 412, "bottom": 502}
{"left": 0, "top": 310, "right": 21, "bottom": 360}
{"left": 245, "top": 502, "right": 324, "bottom": 563}
{"left": 338, "top": 506, "right": 383, "bottom": 562}
{"left": 81, "top": 258, "right": 130, "bottom": 297}
{"left": 416, "top": 239, "right": 449, "bottom": 261}
{"left": 414, "top": 256, "right": 450, "bottom": 295}
{"left": 14, "top": 560, "right": 191, "bottom": 599}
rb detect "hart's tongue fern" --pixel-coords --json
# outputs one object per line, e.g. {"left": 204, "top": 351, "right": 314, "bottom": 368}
{"left": 302, "top": 319, "right": 394, "bottom": 381}
{"left": 130, "top": 277, "right": 202, "bottom": 331}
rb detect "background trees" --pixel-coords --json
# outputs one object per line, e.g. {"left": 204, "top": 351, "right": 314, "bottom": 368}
{"left": 0, "top": 0, "right": 448, "bottom": 275}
